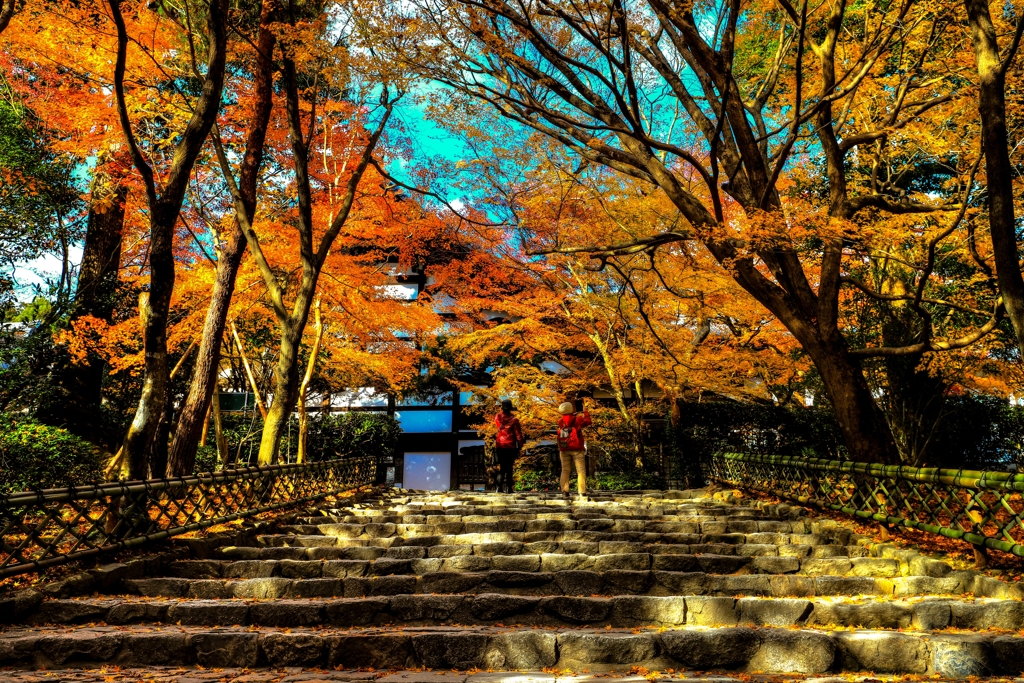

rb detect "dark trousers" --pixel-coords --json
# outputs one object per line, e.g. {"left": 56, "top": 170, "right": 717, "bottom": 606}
{"left": 495, "top": 448, "right": 517, "bottom": 493}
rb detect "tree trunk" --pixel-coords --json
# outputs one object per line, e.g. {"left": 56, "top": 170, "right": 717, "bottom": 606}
{"left": 40, "top": 150, "right": 128, "bottom": 443}
{"left": 257, "top": 321, "right": 306, "bottom": 465}
{"left": 110, "top": 0, "right": 227, "bottom": 479}
{"left": 231, "top": 322, "right": 268, "bottom": 419}
{"left": 800, "top": 333, "right": 899, "bottom": 464}
{"left": 165, "top": 0, "right": 278, "bottom": 476}
{"left": 964, "top": 0, "right": 1024, "bottom": 357}
{"left": 297, "top": 299, "right": 325, "bottom": 464}
{"left": 212, "top": 379, "right": 228, "bottom": 468}
{"left": 120, "top": 289, "right": 165, "bottom": 479}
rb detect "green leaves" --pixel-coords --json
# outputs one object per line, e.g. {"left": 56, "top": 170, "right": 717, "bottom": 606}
{"left": 0, "top": 415, "right": 103, "bottom": 494}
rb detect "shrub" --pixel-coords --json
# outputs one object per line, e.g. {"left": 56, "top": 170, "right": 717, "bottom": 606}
{"left": 216, "top": 411, "right": 402, "bottom": 468}
{"left": 513, "top": 468, "right": 558, "bottom": 491}
{"left": 193, "top": 444, "right": 219, "bottom": 474}
{"left": 0, "top": 416, "right": 103, "bottom": 494}
{"left": 588, "top": 471, "right": 665, "bottom": 490}
{"left": 301, "top": 411, "right": 402, "bottom": 463}
{"left": 511, "top": 458, "right": 664, "bottom": 491}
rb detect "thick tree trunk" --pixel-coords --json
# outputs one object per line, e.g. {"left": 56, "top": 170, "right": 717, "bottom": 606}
{"left": 729, "top": 258, "right": 900, "bottom": 464}
{"left": 164, "top": 234, "right": 245, "bottom": 475}
{"left": 165, "top": 0, "right": 278, "bottom": 476}
{"left": 121, "top": 289, "right": 166, "bottom": 478}
{"left": 807, "top": 340, "right": 899, "bottom": 464}
{"left": 964, "top": 0, "right": 1024, "bottom": 357}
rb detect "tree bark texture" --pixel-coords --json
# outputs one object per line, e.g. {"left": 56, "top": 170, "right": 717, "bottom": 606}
{"left": 0, "top": 0, "right": 15, "bottom": 37}
{"left": 297, "top": 299, "right": 326, "bottom": 464}
{"left": 165, "top": 0, "right": 278, "bottom": 476}
{"left": 110, "top": 0, "right": 228, "bottom": 478}
{"left": 964, "top": 0, "right": 1024, "bottom": 357}
{"left": 259, "top": 322, "right": 305, "bottom": 464}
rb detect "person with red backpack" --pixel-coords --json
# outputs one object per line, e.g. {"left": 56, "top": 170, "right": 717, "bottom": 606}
{"left": 494, "top": 399, "right": 524, "bottom": 493}
{"left": 557, "top": 400, "right": 592, "bottom": 497}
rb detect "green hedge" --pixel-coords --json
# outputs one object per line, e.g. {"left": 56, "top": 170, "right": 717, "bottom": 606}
{"left": 0, "top": 416, "right": 103, "bottom": 494}
{"left": 666, "top": 395, "right": 1024, "bottom": 479}
{"left": 512, "top": 462, "right": 663, "bottom": 491}
{"left": 196, "top": 411, "right": 401, "bottom": 473}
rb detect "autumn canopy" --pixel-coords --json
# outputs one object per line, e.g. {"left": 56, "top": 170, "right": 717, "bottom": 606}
{"left": 0, "top": 0, "right": 1022, "bottom": 484}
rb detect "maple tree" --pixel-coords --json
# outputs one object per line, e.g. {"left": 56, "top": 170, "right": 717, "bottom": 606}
{"left": 963, "top": 0, "right": 1024, "bottom": 357}
{"left": 165, "top": 0, "right": 279, "bottom": 477}
{"left": 215, "top": 18, "right": 400, "bottom": 464}
{"left": 0, "top": 0, "right": 1022, "bottom": 480}
{"left": 106, "top": 0, "right": 228, "bottom": 477}
{"left": 388, "top": 0, "right": 1022, "bottom": 464}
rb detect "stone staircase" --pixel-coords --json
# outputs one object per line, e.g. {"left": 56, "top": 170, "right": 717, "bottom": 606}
{"left": 3, "top": 488, "right": 1024, "bottom": 682}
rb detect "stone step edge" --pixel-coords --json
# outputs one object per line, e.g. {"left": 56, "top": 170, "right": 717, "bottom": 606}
{"left": 5, "top": 669, "right": 1023, "bottom": 683}
{"left": 0, "top": 488, "right": 376, "bottom": 607}
{"left": 1, "top": 623, "right": 1021, "bottom": 677}
{"left": 0, "top": 670, "right": 881, "bottom": 683}
{"left": 168, "top": 553, "right": 917, "bottom": 578}
{"left": 747, "top": 500, "right": 1023, "bottom": 602}
{"left": 100, "top": 569, "right": 1009, "bottom": 600}
{"left": 16, "top": 593, "right": 1016, "bottom": 631}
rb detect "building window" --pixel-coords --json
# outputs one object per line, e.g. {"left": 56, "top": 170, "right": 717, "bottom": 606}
{"left": 395, "top": 410, "right": 453, "bottom": 433}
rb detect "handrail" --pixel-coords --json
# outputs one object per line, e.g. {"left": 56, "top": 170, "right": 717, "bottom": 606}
{"left": 0, "top": 455, "right": 375, "bottom": 579}
{"left": 708, "top": 452, "right": 1024, "bottom": 557}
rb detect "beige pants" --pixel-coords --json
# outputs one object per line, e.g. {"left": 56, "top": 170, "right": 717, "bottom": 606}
{"left": 559, "top": 449, "right": 587, "bottom": 494}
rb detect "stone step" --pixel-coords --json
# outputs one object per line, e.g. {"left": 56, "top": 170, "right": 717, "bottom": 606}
{"left": 14, "top": 668, "right": 989, "bottom": 683}
{"left": 297, "top": 511, "right": 788, "bottom": 524}
{"left": 22, "top": 594, "right": 1022, "bottom": 631}
{"left": 2, "top": 623, "right": 1021, "bottom": 675}
{"left": 282, "top": 521, "right": 817, "bottom": 537}
{"left": 6, "top": 488, "right": 1018, "bottom": 680}
{"left": 111, "top": 570, "right": 977, "bottom": 599}
{"left": 251, "top": 531, "right": 850, "bottom": 551}
{"left": 170, "top": 553, "right": 913, "bottom": 579}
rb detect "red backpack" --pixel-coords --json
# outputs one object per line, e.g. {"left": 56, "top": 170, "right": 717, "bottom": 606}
{"left": 556, "top": 415, "right": 578, "bottom": 449}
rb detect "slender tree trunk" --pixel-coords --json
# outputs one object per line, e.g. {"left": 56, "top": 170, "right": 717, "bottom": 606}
{"left": 212, "top": 380, "right": 227, "bottom": 468}
{"left": 297, "top": 299, "right": 325, "bottom": 464}
{"left": 964, "top": 0, "right": 1024, "bottom": 357}
{"left": 257, "top": 321, "right": 306, "bottom": 464}
{"left": 110, "top": 0, "right": 227, "bottom": 479}
{"left": 200, "top": 403, "right": 210, "bottom": 447}
{"left": 232, "top": 322, "right": 268, "bottom": 419}
{"left": 165, "top": 0, "right": 278, "bottom": 476}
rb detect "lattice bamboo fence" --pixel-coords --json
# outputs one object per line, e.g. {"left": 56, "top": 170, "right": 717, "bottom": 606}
{"left": 709, "top": 452, "right": 1024, "bottom": 557}
{"left": 0, "top": 455, "right": 375, "bottom": 579}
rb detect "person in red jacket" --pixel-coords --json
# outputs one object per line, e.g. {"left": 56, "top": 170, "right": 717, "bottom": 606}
{"left": 494, "top": 399, "right": 524, "bottom": 493}
{"left": 557, "top": 400, "right": 592, "bottom": 496}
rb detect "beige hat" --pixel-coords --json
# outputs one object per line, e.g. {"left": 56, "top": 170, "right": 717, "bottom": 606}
{"left": 558, "top": 402, "right": 575, "bottom": 415}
